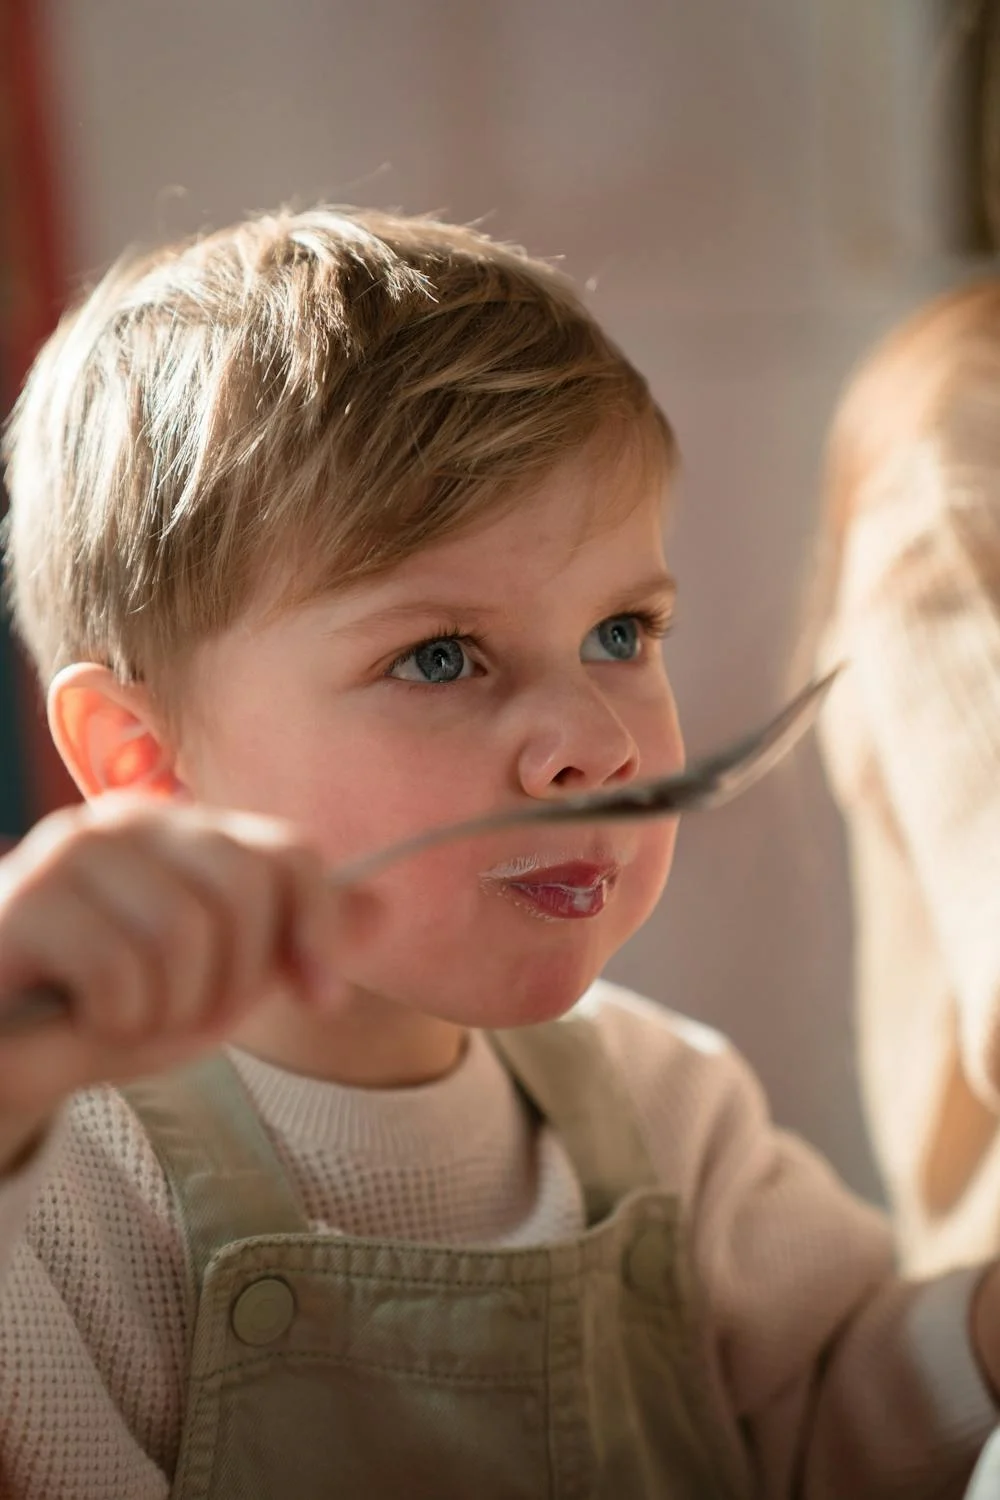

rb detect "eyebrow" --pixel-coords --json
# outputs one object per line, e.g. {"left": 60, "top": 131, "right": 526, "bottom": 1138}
{"left": 327, "top": 572, "right": 677, "bottom": 638}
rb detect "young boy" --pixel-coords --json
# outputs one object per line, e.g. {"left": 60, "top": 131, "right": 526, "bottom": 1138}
{"left": 0, "top": 206, "right": 995, "bottom": 1499}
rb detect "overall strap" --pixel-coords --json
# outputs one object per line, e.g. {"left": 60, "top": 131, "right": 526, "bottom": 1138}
{"left": 121, "top": 1053, "right": 309, "bottom": 1286}
{"left": 490, "top": 1012, "right": 659, "bottom": 1225}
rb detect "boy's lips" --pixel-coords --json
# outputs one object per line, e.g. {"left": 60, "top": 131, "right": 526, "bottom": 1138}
{"left": 481, "top": 856, "right": 622, "bottom": 921}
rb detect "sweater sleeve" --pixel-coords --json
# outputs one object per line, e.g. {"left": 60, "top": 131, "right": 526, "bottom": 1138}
{"left": 692, "top": 1039, "right": 997, "bottom": 1498}
{"left": 591, "top": 983, "right": 999, "bottom": 1498}
{"left": 832, "top": 468, "right": 1000, "bottom": 1110}
{"left": 0, "top": 1088, "right": 184, "bottom": 1499}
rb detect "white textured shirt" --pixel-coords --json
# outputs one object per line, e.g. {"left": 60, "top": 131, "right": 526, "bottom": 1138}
{"left": 0, "top": 979, "right": 995, "bottom": 1497}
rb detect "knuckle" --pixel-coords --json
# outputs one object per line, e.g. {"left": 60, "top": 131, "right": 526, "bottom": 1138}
{"left": 90, "top": 790, "right": 160, "bottom": 826}
{"left": 155, "top": 888, "right": 213, "bottom": 954}
{"left": 14, "top": 815, "right": 97, "bottom": 885}
{"left": 224, "top": 809, "right": 301, "bottom": 856}
{"left": 56, "top": 825, "right": 109, "bottom": 876}
{"left": 29, "top": 804, "right": 83, "bottom": 850}
{"left": 87, "top": 939, "right": 140, "bottom": 1002}
{"left": 82, "top": 954, "right": 145, "bottom": 1034}
{"left": 210, "top": 839, "right": 280, "bottom": 919}
{"left": 60, "top": 812, "right": 152, "bottom": 870}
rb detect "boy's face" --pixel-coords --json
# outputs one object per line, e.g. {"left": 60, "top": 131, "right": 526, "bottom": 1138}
{"left": 179, "top": 438, "right": 683, "bottom": 1030}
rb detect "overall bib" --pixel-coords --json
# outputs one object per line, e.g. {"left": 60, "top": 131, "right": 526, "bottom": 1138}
{"left": 123, "top": 1013, "right": 748, "bottom": 1499}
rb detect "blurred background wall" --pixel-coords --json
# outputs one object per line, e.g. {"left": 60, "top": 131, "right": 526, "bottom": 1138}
{"left": 2, "top": 0, "right": 991, "bottom": 1197}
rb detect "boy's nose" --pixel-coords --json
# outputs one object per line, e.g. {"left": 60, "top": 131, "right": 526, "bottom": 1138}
{"left": 515, "top": 679, "right": 641, "bottom": 799}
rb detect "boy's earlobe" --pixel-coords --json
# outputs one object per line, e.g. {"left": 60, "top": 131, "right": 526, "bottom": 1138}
{"left": 47, "top": 664, "right": 184, "bottom": 800}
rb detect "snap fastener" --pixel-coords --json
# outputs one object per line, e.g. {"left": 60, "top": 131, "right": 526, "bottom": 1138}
{"left": 624, "top": 1226, "right": 667, "bottom": 1299}
{"left": 231, "top": 1277, "right": 296, "bottom": 1346}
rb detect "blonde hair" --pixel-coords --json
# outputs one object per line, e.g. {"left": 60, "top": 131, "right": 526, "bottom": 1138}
{"left": 808, "top": 278, "right": 1000, "bottom": 653}
{"left": 2, "top": 206, "right": 672, "bottom": 708}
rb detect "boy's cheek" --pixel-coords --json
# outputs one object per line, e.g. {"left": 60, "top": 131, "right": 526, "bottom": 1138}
{"left": 641, "top": 698, "right": 684, "bottom": 779}
{"left": 627, "top": 824, "right": 678, "bottom": 920}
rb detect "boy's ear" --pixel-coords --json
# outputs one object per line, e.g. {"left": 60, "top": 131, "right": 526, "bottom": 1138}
{"left": 47, "top": 663, "right": 186, "bottom": 800}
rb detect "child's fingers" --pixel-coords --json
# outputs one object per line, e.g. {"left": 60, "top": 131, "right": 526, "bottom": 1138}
{"left": 0, "top": 798, "right": 346, "bottom": 1118}
{"left": 57, "top": 797, "right": 332, "bottom": 988}
{"left": 146, "top": 816, "right": 332, "bottom": 1012}
{"left": 0, "top": 878, "right": 152, "bottom": 1038}
{"left": 65, "top": 841, "right": 225, "bottom": 1037}
{"left": 83, "top": 801, "right": 340, "bottom": 1013}
{"left": 0, "top": 884, "right": 153, "bottom": 1108}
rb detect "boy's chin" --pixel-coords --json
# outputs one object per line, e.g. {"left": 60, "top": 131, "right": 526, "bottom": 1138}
{"left": 489, "top": 988, "right": 585, "bottom": 1030}
{"left": 424, "top": 959, "right": 602, "bottom": 1033}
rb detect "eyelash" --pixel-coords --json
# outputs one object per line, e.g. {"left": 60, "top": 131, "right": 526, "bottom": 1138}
{"left": 385, "top": 609, "right": 675, "bottom": 678}
{"left": 628, "top": 606, "right": 675, "bottom": 642}
{"left": 385, "top": 622, "right": 486, "bottom": 678}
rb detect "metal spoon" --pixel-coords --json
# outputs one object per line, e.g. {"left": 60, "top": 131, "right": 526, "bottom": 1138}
{"left": 0, "top": 668, "right": 839, "bottom": 1036}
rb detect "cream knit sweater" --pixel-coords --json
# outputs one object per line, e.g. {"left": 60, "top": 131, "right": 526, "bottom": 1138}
{"left": 0, "top": 979, "right": 995, "bottom": 1498}
{"left": 820, "top": 448, "right": 1000, "bottom": 1277}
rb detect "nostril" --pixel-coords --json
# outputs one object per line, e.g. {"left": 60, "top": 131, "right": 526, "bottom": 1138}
{"left": 551, "top": 765, "right": 582, "bottom": 787}
{"left": 551, "top": 756, "right": 636, "bottom": 790}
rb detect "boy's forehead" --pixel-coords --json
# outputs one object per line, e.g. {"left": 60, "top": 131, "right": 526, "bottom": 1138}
{"left": 248, "top": 430, "right": 672, "bottom": 636}
{"left": 311, "top": 487, "right": 670, "bottom": 634}
{"left": 407, "top": 437, "right": 668, "bottom": 572}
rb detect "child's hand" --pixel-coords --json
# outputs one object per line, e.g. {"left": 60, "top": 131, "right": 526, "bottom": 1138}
{"left": 0, "top": 796, "right": 339, "bottom": 1169}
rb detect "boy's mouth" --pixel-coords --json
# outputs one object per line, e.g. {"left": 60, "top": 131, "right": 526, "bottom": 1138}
{"left": 481, "top": 857, "right": 621, "bottom": 921}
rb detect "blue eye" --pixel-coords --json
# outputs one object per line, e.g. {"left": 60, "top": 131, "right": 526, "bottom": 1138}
{"left": 582, "top": 615, "right": 643, "bottom": 662}
{"left": 389, "top": 636, "right": 473, "bottom": 684}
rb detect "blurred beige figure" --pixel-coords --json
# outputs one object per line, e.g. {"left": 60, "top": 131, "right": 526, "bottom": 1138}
{"left": 815, "top": 283, "right": 1000, "bottom": 1276}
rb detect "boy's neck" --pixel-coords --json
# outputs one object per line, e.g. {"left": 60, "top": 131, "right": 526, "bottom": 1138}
{"left": 229, "top": 986, "right": 467, "bottom": 1090}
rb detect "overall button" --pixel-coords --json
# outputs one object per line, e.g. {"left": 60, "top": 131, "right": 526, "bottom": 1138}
{"left": 624, "top": 1226, "right": 668, "bottom": 1298}
{"left": 231, "top": 1277, "right": 296, "bottom": 1346}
